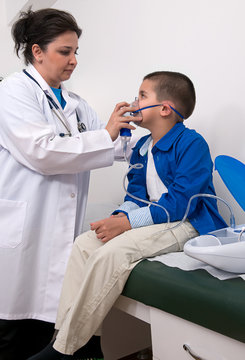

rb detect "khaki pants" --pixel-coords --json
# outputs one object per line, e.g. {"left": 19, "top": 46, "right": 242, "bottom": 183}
{"left": 54, "top": 221, "right": 198, "bottom": 354}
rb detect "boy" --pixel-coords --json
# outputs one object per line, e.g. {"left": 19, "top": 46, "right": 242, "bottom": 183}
{"left": 29, "top": 71, "right": 226, "bottom": 359}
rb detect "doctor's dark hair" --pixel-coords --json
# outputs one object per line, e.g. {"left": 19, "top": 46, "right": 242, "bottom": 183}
{"left": 12, "top": 8, "right": 82, "bottom": 65}
{"left": 143, "top": 71, "right": 196, "bottom": 120}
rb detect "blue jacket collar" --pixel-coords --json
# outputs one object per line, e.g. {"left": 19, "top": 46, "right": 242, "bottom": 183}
{"left": 137, "top": 122, "right": 186, "bottom": 155}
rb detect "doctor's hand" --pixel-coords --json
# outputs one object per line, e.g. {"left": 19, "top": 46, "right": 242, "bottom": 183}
{"left": 106, "top": 102, "right": 142, "bottom": 141}
{"left": 90, "top": 214, "right": 131, "bottom": 243}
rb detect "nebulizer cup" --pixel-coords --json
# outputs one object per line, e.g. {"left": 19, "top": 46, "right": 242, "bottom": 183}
{"left": 130, "top": 97, "right": 141, "bottom": 117}
{"left": 120, "top": 97, "right": 140, "bottom": 153}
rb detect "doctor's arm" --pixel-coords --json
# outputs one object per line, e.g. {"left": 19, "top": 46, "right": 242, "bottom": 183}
{"left": 0, "top": 80, "right": 137, "bottom": 175}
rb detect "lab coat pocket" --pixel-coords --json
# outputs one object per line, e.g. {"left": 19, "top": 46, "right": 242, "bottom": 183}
{"left": 0, "top": 199, "right": 27, "bottom": 248}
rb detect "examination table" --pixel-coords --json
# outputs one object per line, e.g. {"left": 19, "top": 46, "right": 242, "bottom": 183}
{"left": 111, "top": 258, "right": 245, "bottom": 360}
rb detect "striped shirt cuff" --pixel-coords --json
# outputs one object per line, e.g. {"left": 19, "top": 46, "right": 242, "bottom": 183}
{"left": 113, "top": 201, "right": 140, "bottom": 215}
{"left": 128, "top": 206, "right": 154, "bottom": 228}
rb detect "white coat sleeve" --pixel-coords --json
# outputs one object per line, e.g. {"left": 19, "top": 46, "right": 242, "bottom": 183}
{"left": 0, "top": 76, "right": 115, "bottom": 175}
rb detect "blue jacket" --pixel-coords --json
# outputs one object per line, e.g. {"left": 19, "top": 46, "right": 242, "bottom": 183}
{"left": 116, "top": 122, "right": 227, "bottom": 235}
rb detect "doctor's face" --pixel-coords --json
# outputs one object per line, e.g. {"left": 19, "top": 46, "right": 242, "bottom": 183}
{"left": 33, "top": 31, "right": 79, "bottom": 88}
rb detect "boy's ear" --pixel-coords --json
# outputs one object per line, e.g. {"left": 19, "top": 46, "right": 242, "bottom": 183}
{"left": 159, "top": 103, "right": 172, "bottom": 117}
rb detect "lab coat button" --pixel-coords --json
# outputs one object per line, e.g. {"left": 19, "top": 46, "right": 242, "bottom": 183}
{"left": 70, "top": 193, "right": 76, "bottom": 198}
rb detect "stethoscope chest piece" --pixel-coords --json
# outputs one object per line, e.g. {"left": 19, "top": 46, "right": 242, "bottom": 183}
{"left": 77, "top": 121, "right": 86, "bottom": 133}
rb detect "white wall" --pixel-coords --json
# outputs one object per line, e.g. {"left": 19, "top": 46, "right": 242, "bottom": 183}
{"left": 0, "top": 0, "right": 244, "bottom": 225}
{"left": 0, "top": 1, "right": 22, "bottom": 76}
{"left": 5, "top": 0, "right": 57, "bottom": 25}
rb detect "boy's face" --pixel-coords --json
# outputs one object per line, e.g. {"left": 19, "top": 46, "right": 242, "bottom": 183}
{"left": 137, "top": 79, "right": 161, "bottom": 129}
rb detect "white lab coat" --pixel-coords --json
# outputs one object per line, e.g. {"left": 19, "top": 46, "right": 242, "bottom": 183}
{"left": 0, "top": 64, "right": 118, "bottom": 322}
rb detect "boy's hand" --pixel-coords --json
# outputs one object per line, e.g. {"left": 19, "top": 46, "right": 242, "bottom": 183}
{"left": 90, "top": 214, "right": 131, "bottom": 243}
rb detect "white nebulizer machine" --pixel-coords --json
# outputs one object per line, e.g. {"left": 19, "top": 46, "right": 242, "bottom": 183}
{"left": 120, "top": 103, "right": 245, "bottom": 274}
{"left": 184, "top": 155, "right": 245, "bottom": 274}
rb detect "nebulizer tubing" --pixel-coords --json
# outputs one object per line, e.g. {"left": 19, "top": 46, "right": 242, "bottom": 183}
{"left": 238, "top": 227, "right": 245, "bottom": 241}
{"left": 122, "top": 156, "right": 171, "bottom": 224}
{"left": 182, "top": 193, "right": 236, "bottom": 229}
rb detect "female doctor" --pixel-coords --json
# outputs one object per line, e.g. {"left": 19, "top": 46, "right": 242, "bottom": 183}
{"left": 0, "top": 8, "right": 141, "bottom": 360}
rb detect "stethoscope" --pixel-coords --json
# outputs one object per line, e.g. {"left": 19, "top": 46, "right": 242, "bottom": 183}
{"left": 23, "top": 70, "right": 87, "bottom": 137}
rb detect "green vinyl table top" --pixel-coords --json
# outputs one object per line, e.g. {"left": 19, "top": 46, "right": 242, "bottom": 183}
{"left": 122, "top": 259, "right": 245, "bottom": 343}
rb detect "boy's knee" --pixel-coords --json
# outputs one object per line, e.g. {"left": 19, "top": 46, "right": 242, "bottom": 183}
{"left": 90, "top": 243, "right": 121, "bottom": 266}
{"left": 74, "top": 230, "right": 97, "bottom": 247}
{"left": 73, "top": 231, "right": 104, "bottom": 260}
{"left": 75, "top": 230, "right": 90, "bottom": 242}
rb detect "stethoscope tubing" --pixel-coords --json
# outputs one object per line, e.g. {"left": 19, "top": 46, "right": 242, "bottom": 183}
{"left": 51, "top": 107, "right": 72, "bottom": 137}
{"left": 23, "top": 69, "right": 86, "bottom": 137}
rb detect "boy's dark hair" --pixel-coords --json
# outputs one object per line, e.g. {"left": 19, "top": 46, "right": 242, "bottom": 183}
{"left": 143, "top": 71, "right": 196, "bottom": 120}
{"left": 12, "top": 8, "right": 82, "bottom": 65}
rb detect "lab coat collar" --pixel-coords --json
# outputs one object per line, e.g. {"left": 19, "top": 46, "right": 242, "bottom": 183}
{"left": 26, "top": 64, "right": 52, "bottom": 92}
{"left": 60, "top": 86, "right": 79, "bottom": 117}
{"left": 25, "top": 64, "right": 79, "bottom": 116}
{"left": 139, "top": 122, "right": 186, "bottom": 155}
